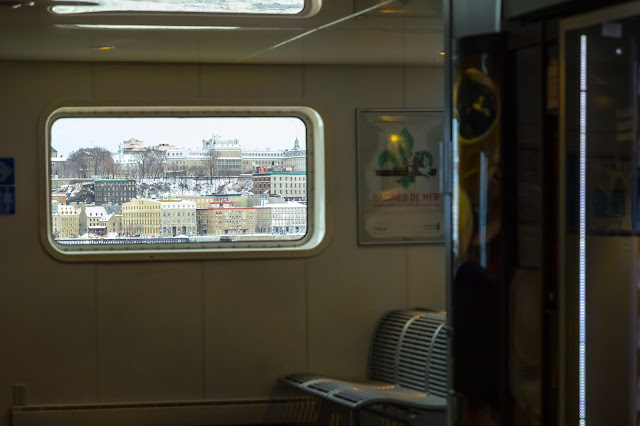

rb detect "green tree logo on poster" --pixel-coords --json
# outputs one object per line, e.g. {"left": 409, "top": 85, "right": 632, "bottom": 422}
{"left": 375, "top": 127, "right": 437, "bottom": 189}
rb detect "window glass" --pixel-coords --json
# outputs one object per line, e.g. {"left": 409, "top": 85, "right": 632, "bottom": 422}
{"left": 45, "top": 107, "right": 324, "bottom": 260}
{"left": 52, "top": 0, "right": 305, "bottom": 15}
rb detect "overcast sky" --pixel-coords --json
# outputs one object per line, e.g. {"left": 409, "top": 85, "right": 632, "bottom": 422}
{"left": 51, "top": 117, "right": 307, "bottom": 157}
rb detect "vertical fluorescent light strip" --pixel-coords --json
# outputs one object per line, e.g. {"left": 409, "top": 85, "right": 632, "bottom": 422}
{"left": 452, "top": 119, "right": 459, "bottom": 257}
{"left": 479, "top": 152, "right": 488, "bottom": 268}
{"left": 579, "top": 33, "right": 587, "bottom": 426}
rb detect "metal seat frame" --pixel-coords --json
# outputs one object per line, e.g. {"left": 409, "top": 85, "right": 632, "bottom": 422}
{"left": 282, "top": 309, "right": 448, "bottom": 426}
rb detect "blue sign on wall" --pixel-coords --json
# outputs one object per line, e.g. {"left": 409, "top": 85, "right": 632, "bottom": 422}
{"left": 0, "top": 186, "right": 15, "bottom": 215}
{"left": 0, "top": 158, "right": 14, "bottom": 185}
{"left": 0, "top": 158, "right": 15, "bottom": 215}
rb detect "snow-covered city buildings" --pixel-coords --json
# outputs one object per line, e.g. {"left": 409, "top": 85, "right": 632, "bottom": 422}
{"left": 173, "top": 194, "right": 249, "bottom": 209}
{"left": 50, "top": 133, "right": 308, "bottom": 240}
{"left": 256, "top": 201, "right": 306, "bottom": 235}
{"left": 241, "top": 138, "right": 306, "bottom": 173}
{"left": 252, "top": 170, "right": 307, "bottom": 201}
{"left": 159, "top": 200, "right": 197, "bottom": 237}
{"left": 51, "top": 201, "right": 79, "bottom": 238}
{"left": 122, "top": 200, "right": 161, "bottom": 237}
{"left": 94, "top": 178, "right": 136, "bottom": 205}
{"left": 80, "top": 205, "right": 109, "bottom": 236}
{"left": 55, "top": 134, "right": 305, "bottom": 180}
{"left": 196, "top": 202, "right": 257, "bottom": 236}
{"left": 100, "top": 212, "right": 123, "bottom": 235}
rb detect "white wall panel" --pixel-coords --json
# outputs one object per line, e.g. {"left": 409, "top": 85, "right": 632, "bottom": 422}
{"left": 200, "top": 64, "right": 305, "bottom": 100}
{"left": 408, "top": 246, "right": 446, "bottom": 310}
{"left": 303, "top": 65, "right": 407, "bottom": 379}
{"left": 307, "top": 247, "right": 408, "bottom": 379}
{"left": 305, "top": 65, "right": 405, "bottom": 109}
{"left": 404, "top": 66, "right": 444, "bottom": 109}
{"left": 0, "top": 267, "right": 98, "bottom": 405}
{"left": 203, "top": 259, "right": 306, "bottom": 398}
{"left": 0, "top": 62, "right": 98, "bottom": 410}
{"left": 94, "top": 63, "right": 199, "bottom": 100}
{"left": 0, "top": 61, "right": 445, "bottom": 426}
{"left": 96, "top": 262, "right": 204, "bottom": 401}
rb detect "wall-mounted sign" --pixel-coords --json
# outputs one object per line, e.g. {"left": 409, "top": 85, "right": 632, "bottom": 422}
{"left": 356, "top": 109, "right": 443, "bottom": 245}
{"left": 0, "top": 158, "right": 15, "bottom": 215}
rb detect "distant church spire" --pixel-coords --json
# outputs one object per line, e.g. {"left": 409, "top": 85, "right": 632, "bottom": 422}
{"left": 293, "top": 137, "right": 300, "bottom": 151}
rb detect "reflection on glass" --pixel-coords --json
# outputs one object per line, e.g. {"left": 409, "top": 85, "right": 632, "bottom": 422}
{"left": 565, "top": 11, "right": 640, "bottom": 426}
{"left": 452, "top": 34, "right": 503, "bottom": 426}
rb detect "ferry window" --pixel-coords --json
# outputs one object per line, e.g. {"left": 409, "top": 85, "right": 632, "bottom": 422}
{"left": 52, "top": 0, "right": 309, "bottom": 16}
{"left": 44, "top": 107, "right": 325, "bottom": 261}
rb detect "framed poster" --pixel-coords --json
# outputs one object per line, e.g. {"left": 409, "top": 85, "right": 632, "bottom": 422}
{"left": 356, "top": 109, "right": 444, "bottom": 245}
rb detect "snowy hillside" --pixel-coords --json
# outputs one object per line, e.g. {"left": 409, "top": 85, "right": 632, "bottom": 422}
{"left": 54, "top": 177, "right": 255, "bottom": 204}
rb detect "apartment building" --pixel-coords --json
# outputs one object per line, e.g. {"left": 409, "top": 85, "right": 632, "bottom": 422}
{"left": 256, "top": 201, "right": 306, "bottom": 235}
{"left": 160, "top": 200, "right": 197, "bottom": 237}
{"left": 252, "top": 171, "right": 307, "bottom": 201}
{"left": 94, "top": 178, "right": 137, "bottom": 205}
{"left": 100, "top": 213, "right": 123, "bottom": 235}
{"left": 51, "top": 201, "right": 79, "bottom": 238}
{"left": 79, "top": 206, "right": 109, "bottom": 236}
{"left": 196, "top": 202, "right": 257, "bottom": 235}
{"left": 122, "top": 199, "right": 161, "bottom": 237}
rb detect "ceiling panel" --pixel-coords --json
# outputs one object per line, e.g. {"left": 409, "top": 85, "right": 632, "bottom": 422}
{"left": 0, "top": 0, "right": 444, "bottom": 64}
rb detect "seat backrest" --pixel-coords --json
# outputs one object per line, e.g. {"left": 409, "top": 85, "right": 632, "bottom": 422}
{"left": 368, "top": 310, "right": 448, "bottom": 398}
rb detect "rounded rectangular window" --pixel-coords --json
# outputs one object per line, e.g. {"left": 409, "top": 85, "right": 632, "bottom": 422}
{"left": 51, "top": 0, "right": 316, "bottom": 16}
{"left": 43, "top": 106, "right": 326, "bottom": 261}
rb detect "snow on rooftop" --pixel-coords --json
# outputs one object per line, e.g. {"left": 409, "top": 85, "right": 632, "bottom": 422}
{"left": 85, "top": 206, "right": 108, "bottom": 217}
{"left": 259, "top": 201, "right": 306, "bottom": 209}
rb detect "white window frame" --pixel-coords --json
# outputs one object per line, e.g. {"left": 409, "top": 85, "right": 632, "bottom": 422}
{"left": 41, "top": 106, "right": 327, "bottom": 262}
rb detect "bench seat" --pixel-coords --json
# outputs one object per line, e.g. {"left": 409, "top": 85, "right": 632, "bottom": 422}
{"left": 283, "top": 375, "right": 446, "bottom": 410}
{"left": 282, "top": 309, "right": 448, "bottom": 425}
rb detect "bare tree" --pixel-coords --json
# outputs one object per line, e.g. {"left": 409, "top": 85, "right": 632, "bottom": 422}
{"left": 87, "top": 147, "right": 114, "bottom": 177}
{"left": 204, "top": 149, "right": 219, "bottom": 183}
{"left": 117, "top": 162, "right": 135, "bottom": 179}
{"left": 132, "top": 150, "right": 157, "bottom": 181}
{"left": 105, "top": 160, "right": 117, "bottom": 178}
{"left": 67, "top": 147, "right": 114, "bottom": 178}
{"left": 67, "top": 149, "right": 91, "bottom": 178}
{"left": 189, "top": 164, "right": 206, "bottom": 179}
{"left": 177, "top": 165, "right": 190, "bottom": 194}
{"left": 149, "top": 150, "right": 166, "bottom": 179}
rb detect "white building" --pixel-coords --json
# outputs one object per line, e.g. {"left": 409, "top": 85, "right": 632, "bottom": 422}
{"left": 99, "top": 213, "right": 123, "bottom": 235}
{"left": 120, "top": 138, "right": 146, "bottom": 152}
{"left": 79, "top": 205, "right": 109, "bottom": 236}
{"left": 50, "top": 156, "right": 69, "bottom": 178}
{"left": 242, "top": 138, "right": 306, "bottom": 173}
{"left": 256, "top": 201, "right": 306, "bottom": 235}
{"left": 160, "top": 200, "right": 197, "bottom": 237}
{"left": 202, "top": 135, "right": 243, "bottom": 177}
{"left": 51, "top": 201, "right": 79, "bottom": 238}
{"left": 252, "top": 171, "right": 307, "bottom": 201}
{"left": 111, "top": 136, "right": 306, "bottom": 179}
